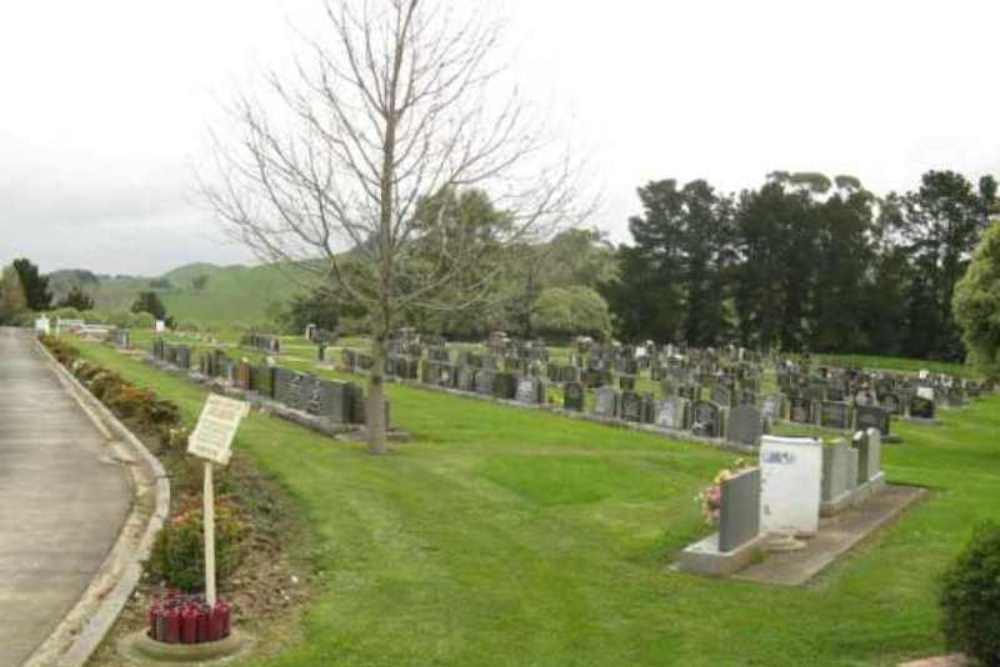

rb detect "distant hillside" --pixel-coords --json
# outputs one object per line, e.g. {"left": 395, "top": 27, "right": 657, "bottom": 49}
{"left": 47, "top": 261, "right": 318, "bottom": 327}
{"left": 161, "top": 262, "right": 316, "bottom": 326}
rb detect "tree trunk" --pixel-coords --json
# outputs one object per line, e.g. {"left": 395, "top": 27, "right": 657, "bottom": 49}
{"left": 367, "top": 335, "right": 388, "bottom": 455}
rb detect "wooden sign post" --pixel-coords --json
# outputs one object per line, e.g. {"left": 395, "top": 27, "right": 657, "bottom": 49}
{"left": 187, "top": 393, "right": 250, "bottom": 607}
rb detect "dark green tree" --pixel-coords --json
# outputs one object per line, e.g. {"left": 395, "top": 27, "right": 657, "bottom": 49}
{"left": 57, "top": 286, "right": 95, "bottom": 311}
{"left": 131, "top": 291, "right": 168, "bottom": 321}
{"left": 890, "top": 171, "right": 997, "bottom": 360}
{"left": 12, "top": 258, "right": 52, "bottom": 311}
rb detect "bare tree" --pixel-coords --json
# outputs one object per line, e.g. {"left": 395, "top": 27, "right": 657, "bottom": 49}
{"left": 203, "top": 0, "right": 589, "bottom": 454}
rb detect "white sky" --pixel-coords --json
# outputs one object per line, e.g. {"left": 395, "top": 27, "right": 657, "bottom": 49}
{"left": 1, "top": 0, "right": 998, "bottom": 276}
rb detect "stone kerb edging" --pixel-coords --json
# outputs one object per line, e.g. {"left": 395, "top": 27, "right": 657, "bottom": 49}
{"left": 29, "top": 338, "right": 170, "bottom": 667}
{"left": 338, "top": 366, "right": 755, "bottom": 455}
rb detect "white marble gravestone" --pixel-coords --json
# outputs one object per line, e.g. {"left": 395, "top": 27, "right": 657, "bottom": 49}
{"left": 759, "top": 436, "right": 823, "bottom": 537}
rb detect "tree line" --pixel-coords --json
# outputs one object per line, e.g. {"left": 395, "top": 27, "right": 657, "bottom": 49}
{"left": 601, "top": 170, "right": 998, "bottom": 361}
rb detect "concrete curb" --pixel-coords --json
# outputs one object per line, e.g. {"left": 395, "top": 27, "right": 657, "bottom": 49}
{"left": 26, "top": 338, "right": 171, "bottom": 667}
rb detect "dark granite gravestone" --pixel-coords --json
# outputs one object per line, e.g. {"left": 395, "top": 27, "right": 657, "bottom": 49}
{"left": 563, "top": 381, "right": 585, "bottom": 411}
{"left": 620, "top": 391, "right": 642, "bottom": 422}
{"left": 690, "top": 401, "right": 723, "bottom": 438}
{"left": 593, "top": 387, "right": 619, "bottom": 419}
{"left": 819, "top": 401, "right": 851, "bottom": 430}
{"left": 494, "top": 372, "right": 517, "bottom": 400}
{"left": 313, "top": 379, "right": 353, "bottom": 422}
{"left": 719, "top": 468, "right": 761, "bottom": 553}
{"left": 726, "top": 404, "right": 763, "bottom": 447}
{"left": 789, "top": 397, "right": 813, "bottom": 424}
{"left": 909, "top": 396, "right": 935, "bottom": 420}
{"left": 272, "top": 367, "right": 298, "bottom": 407}
{"left": 854, "top": 405, "right": 890, "bottom": 437}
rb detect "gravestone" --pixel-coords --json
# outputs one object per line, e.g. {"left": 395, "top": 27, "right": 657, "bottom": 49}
{"left": 514, "top": 376, "right": 542, "bottom": 404}
{"left": 761, "top": 394, "right": 784, "bottom": 423}
{"left": 821, "top": 441, "right": 851, "bottom": 503}
{"left": 593, "top": 387, "right": 619, "bottom": 419}
{"left": 619, "top": 375, "right": 636, "bottom": 392}
{"left": 845, "top": 447, "right": 860, "bottom": 492}
{"left": 476, "top": 369, "right": 496, "bottom": 396}
{"left": 789, "top": 397, "right": 813, "bottom": 424}
{"left": 718, "top": 467, "right": 762, "bottom": 553}
{"left": 438, "top": 363, "right": 457, "bottom": 388}
{"left": 655, "top": 397, "right": 688, "bottom": 430}
{"left": 458, "top": 366, "right": 476, "bottom": 392}
{"left": 690, "top": 401, "right": 723, "bottom": 438}
{"left": 854, "top": 428, "right": 882, "bottom": 484}
{"left": 620, "top": 391, "right": 642, "bottom": 422}
{"left": 727, "top": 404, "right": 763, "bottom": 448}
{"left": 563, "top": 382, "right": 585, "bottom": 412}
{"left": 759, "top": 436, "right": 823, "bottom": 536}
{"left": 711, "top": 384, "right": 733, "bottom": 409}
{"left": 909, "top": 396, "right": 935, "bottom": 420}
{"left": 819, "top": 401, "right": 851, "bottom": 430}
{"left": 881, "top": 393, "right": 903, "bottom": 416}
{"left": 855, "top": 405, "right": 890, "bottom": 437}
{"left": 255, "top": 365, "right": 274, "bottom": 398}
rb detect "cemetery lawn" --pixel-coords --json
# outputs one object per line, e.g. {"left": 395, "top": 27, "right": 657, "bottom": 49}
{"left": 77, "top": 342, "right": 1000, "bottom": 666}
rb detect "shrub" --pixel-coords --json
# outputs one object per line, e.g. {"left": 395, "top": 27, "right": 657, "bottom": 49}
{"left": 147, "top": 499, "right": 248, "bottom": 592}
{"left": 940, "top": 520, "right": 1000, "bottom": 665}
{"left": 530, "top": 286, "right": 612, "bottom": 341}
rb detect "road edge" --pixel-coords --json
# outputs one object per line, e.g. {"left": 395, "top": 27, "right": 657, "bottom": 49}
{"left": 25, "top": 336, "right": 171, "bottom": 667}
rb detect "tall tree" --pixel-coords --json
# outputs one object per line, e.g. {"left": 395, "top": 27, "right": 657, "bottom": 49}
{"left": 0, "top": 265, "right": 28, "bottom": 323}
{"left": 204, "top": 0, "right": 586, "bottom": 454}
{"left": 12, "top": 258, "right": 52, "bottom": 311}
{"left": 733, "top": 180, "right": 817, "bottom": 351}
{"left": 57, "top": 285, "right": 95, "bottom": 311}
{"left": 953, "top": 219, "right": 1000, "bottom": 378}
{"left": 890, "top": 171, "right": 997, "bottom": 359}
{"left": 131, "top": 291, "right": 168, "bottom": 321}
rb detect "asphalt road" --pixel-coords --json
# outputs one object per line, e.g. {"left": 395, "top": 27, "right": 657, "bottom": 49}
{"left": 0, "top": 328, "right": 130, "bottom": 666}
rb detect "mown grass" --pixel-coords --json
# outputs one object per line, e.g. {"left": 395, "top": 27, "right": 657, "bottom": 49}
{"left": 76, "top": 340, "right": 1000, "bottom": 666}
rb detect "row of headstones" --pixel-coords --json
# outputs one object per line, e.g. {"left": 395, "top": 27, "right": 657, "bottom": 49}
{"left": 419, "top": 361, "right": 548, "bottom": 404}
{"left": 152, "top": 339, "right": 192, "bottom": 369}
{"left": 240, "top": 332, "right": 281, "bottom": 354}
{"left": 716, "top": 430, "right": 884, "bottom": 553}
{"left": 153, "top": 340, "right": 369, "bottom": 425}
{"left": 784, "top": 396, "right": 893, "bottom": 434}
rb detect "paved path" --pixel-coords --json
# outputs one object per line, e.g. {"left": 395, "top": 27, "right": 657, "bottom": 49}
{"left": 0, "top": 328, "right": 131, "bottom": 667}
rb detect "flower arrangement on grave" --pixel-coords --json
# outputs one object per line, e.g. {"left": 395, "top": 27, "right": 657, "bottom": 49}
{"left": 696, "top": 458, "right": 753, "bottom": 526}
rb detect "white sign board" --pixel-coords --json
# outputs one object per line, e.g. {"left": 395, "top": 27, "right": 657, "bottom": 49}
{"left": 187, "top": 394, "right": 250, "bottom": 466}
{"left": 759, "top": 436, "right": 822, "bottom": 537}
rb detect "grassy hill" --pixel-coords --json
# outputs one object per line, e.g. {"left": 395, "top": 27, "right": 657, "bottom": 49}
{"left": 48, "top": 261, "right": 317, "bottom": 328}
{"left": 161, "top": 262, "right": 315, "bottom": 327}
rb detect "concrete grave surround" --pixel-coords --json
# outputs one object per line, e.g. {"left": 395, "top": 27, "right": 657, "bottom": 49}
{"left": 759, "top": 436, "right": 823, "bottom": 537}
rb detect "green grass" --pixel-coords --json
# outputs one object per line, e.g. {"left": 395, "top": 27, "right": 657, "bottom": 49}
{"left": 816, "top": 353, "right": 976, "bottom": 379}
{"left": 75, "top": 341, "right": 1000, "bottom": 666}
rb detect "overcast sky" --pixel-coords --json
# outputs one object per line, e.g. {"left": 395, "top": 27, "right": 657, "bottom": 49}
{"left": 2, "top": 0, "right": 998, "bottom": 276}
